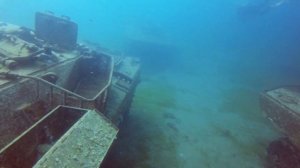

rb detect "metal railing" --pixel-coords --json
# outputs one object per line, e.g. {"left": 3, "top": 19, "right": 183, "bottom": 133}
{"left": 0, "top": 53, "right": 114, "bottom": 111}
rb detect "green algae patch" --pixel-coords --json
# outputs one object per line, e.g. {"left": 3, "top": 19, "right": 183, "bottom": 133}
{"left": 101, "top": 79, "right": 182, "bottom": 168}
{"left": 218, "top": 88, "right": 263, "bottom": 121}
{"left": 133, "top": 80, "right": 177, "bottom": 113}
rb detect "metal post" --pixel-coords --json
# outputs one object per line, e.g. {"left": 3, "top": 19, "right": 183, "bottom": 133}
{"left": 36, "top": 80, "right": 40, "bottom": 100}
{"left": 50, "top": 86, "right": 53, "bottom": 107}
{"left": 63, "top": 91, "right": 67, "bottom": 105}
{"left": 80, "top": 100, "right": 83, "bottom": 108}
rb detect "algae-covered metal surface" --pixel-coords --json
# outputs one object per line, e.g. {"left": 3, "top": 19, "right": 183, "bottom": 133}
{"left": 34, "top": 109, "right": 118, "bottom": 168}
{"left": 261, "top": 86, "right": 300, "bottom": 148}
{"left": 0, "top": 106, "right": 118, "bottom": 167}
{"left": 0, "top": 11, "right": 140, "bottom": 167}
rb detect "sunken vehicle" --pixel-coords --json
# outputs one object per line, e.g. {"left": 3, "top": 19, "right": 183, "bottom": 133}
{"left": 0, "top": 12, "right": 140, "bottom": 167}
{"left": 261, "top": 86, "right": 300, "bottom": 167}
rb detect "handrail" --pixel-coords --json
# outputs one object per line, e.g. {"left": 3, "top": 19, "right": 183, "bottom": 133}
{"left": 0, "top": 53, "right": 114, "bottom": 102}
{"left": 92, "top": 54, "right": 114, "bottom": 100}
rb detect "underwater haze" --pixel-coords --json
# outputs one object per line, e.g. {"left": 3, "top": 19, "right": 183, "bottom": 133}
{"left": 2, "top": 0, "right": 300, "bottom": 167}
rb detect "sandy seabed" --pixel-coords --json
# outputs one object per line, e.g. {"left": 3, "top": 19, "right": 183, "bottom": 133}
{"left": 102, "top": 51, "right": 285, "bottom": 168}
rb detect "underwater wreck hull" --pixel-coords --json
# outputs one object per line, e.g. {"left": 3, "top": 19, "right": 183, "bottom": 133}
{"left": 106, "top": 57, "right": 140, "bottom": 125}
{"left": 0, "top": 55, "right": 140, "bottom": 168}
{"left": 260, "top": 86, "right": 300, "bottom": 149}
{"left": 0, "top": 106, "right": 118, "bottom": 168}
{"left": 0, "top": 12, "right": 140, "bottom": 167}
{"left": 0, "top": 57, "right": 79, "bottom": 149}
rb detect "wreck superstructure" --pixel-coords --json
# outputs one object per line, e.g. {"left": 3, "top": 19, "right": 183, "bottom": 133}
{"left": 0, "top": 12, "right": 140, "bottom": 167}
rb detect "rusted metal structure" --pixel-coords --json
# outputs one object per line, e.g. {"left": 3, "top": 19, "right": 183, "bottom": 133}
{"left": 261, "top": 86, "right": 300, "bottom": 167}
{"left": 0, "top": 12, "right": 140, "bottom": 167}
{"left": 261, "top": 87, "right": 300, "bottom": 148}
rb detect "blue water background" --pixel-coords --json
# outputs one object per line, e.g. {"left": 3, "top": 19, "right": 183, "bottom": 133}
{"left": 2, "top": 0, "right": 300, "bottom": 167}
